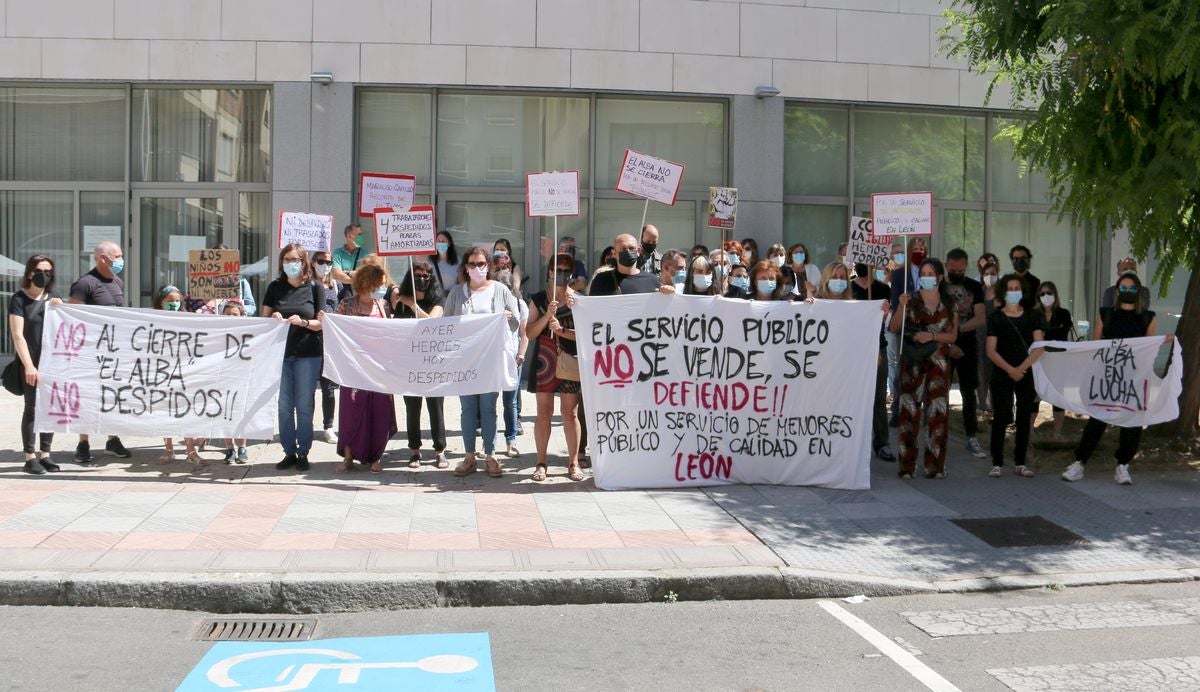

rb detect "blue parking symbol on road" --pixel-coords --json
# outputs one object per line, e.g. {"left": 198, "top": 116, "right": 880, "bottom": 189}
{"left": 177, "top": 632, "right": 495, "bottom": 691}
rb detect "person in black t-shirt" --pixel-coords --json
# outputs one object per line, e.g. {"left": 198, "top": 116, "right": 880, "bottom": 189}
{"left": 1008, "top": 244, "right": 1040, "bottom": 310}
{"left": 985, "top": 274, "right": 1045, "bottom": 477}
{"left": 944, "top": 249, "right": 988, "bottom": 459}
{"left": 1035, "top": 281, "right": 1073, "bottom": 440}
{"left": 9, "top": 255, "right": 63, "bottom": 474}
{"left": 586, "top": 233, "right": 662, "bottom": 296}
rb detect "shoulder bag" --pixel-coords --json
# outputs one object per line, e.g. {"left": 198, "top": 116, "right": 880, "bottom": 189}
{"left": 2, "top": 359, "right": 25, "bottom": 396}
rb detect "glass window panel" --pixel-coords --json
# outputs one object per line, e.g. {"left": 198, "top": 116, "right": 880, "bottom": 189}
{"left": 442, "top": 201, "right": 527, "bottom": 280}
{"left": 990, "top": 116, "right": 1052, "bottom": 204}
{"left": 594, "top": 198, "right": 696, "bottom": 263}
{"left": 436, "top": 94, "right": 589, "bottom": 187}
{"left": 132, "top": 89, "right": 271, "bottom": 183}
{"left": 991, "top": 211, "right": 1080, "bottom": 319}
{"left": 854, "top": 110, "right": 984, "bottom": 202}
{"left": 137, "top": 197, "right": 224, "bottom": 306}
{"left": 784, "top": 105, "right": 848, "bottom": 197}
{"left": 597, "top": 98, "right": 725, "bottom": 191}
{"left": 941, "top": 210, "right": 985, "bottom": 264}
{"left": 238, "top": 192, "right": 271, "bottom": 313}
{"left": 0, "top": 191, "right": 74, "bottom": 353}
{"left": 357, "top": 91, "right": 432, "bottom": 185}
{"left": 783, "top": 204, "right": 847, "bottom": 269}
{"left": 535, "top": 200, "right": 589, "bottom": 274}
{"left": 0, "top": 87, "right": 125, "bottom": 181}
{"left": 79, "top": 191, "right": 125, "bottom": 279}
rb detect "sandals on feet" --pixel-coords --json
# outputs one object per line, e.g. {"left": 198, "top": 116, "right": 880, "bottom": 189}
{"left": 335, "top": 459, "right": 354, "bottom": 474}
{"left": 408, "top": 450, "right": 421, "bottom": 469}
{"left": 532, "top": 464, "right": 548, "bottom": 482}
{"left": 988, "top": 466, "right": 1002, "bottom": 477}
{"left": 485, "top": 456, "right": 503, "bottom": 478}
{"left": 158, "top": 450, "right": 175, "bottom": 465}
{"left": 370, "top": 460, "right": 383, "bottom": 474}
{"left": 435, "top": 453, "right": 449, "bottom": 469}
{"left": 567, "top": 463, "right": 585, "bottom": 482}
{"left": 453, "top": 454, "right": 478, "bottom": 477}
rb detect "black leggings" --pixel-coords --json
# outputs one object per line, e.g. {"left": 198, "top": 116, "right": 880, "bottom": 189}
{"left": 319, "top": 376, "right": 337, "bottom": 429}
{"left": 1075, "top": 418, "right": 1143, "bottom": 465}
{"left": 21, "top": 386, "right": 53, "bottom": 454}
{"left": 989, "top": 371, "right": 1036, "bottom": 466}
{"left": 403, "top": 396, "right": 446, "bottom": 452}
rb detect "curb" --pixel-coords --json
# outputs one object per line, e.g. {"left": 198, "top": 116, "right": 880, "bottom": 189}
{"left": 0, "top": 566, "right": 1194, "bottom": 613}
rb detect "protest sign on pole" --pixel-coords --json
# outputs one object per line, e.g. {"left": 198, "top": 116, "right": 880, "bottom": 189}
{"left": 278, "top": 211, "right": 334, "bottom": 252}
{"left": 1032, "top": 337, "right": 1183, "bottom": 426}
{"left": 322, "top": 313, "right": 517, "bottom": 397}
{"left": 358, "top": 172, "right": 416, "bottom": 217}
{"left": 616, "top": 149, "right": 685, "bottom": 206}
{"left": 845, "top": 217, "right": 890, "bottom": 268}
{"left": 526, "top": 171, "right": 580, "bottom": 218}
{"left": 372, "top": 206, "right": 436, "bottom": 257}
{"left": 707, "top": 187, "right": 738, "bottom": 230}
{"left": 34, "top": 304, "right": 288, "bottom": 439}
{"left": 188, "top": 249, "right": 241, "bottom": 301}
{"left": 870, "top": 192, "right": 933, "bottom": 237}
{"left": 573, "top": 294, "right": 881, "bottom": 490}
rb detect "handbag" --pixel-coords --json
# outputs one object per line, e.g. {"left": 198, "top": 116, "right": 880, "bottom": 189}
{"left": 555, "top": 345, "right": 580, "bottom": 381}
{"left": 901, "top": 337, "right": 938, "bottom": 363}
{"left": 2, "top": 359, "right": 25, "bottom": 396}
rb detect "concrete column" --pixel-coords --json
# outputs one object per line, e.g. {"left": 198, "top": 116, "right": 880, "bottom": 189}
{"left": 729, "top": 94, "right": 785, "bottom": 250}
{"left": 271, "top": 81, "right": 313, "bottom": 222}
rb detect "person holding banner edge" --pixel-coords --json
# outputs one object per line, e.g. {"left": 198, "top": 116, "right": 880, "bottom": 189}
{"left": 9, "top": 255, "right": 63, "bottom": 474}
{"left": 392, "top": 259, "right": 449, "bottom": 469}
{"left": 889, "top": 258, "right": 958, "bottom": 479}
{"left": 263, "top": 244, "right": 325, "bottom": 473}
{"left": 526, "top": 254, "right": 584, "bottom": 482}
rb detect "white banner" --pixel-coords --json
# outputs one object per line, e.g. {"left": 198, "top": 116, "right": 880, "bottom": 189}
{"left": 322, "top": 313, "right": 517, "bottom": 397}
{"left": 34, "top": 304, "right": 288, "bottom": 439}
{"left": 573, "top": 294, "right": 881, "bottom": 490}
{"left": 1032, "top": 337, "right": 1183, "bottom": 426}
{"left": 615, "top": 149, "right": 685, "bottom": 205}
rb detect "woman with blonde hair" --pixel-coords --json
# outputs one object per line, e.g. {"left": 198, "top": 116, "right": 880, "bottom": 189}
{"left": 816, "top": 261, "right": 852, "bottom": 300}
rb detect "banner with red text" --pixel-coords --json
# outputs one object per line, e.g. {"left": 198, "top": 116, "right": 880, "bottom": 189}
{"left": 573, "top": 294, "right": 881, "bottom": 490}
{"left": 34, "top": 304, "right": 288, "bottom": 439}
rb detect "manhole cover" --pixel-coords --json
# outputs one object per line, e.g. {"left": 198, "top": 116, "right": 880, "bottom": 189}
{"left": 950, "top": 515, "right": 1088, "bottom": 548}
{"left": 195, "top": 618, "right": 318, "bottom": 641}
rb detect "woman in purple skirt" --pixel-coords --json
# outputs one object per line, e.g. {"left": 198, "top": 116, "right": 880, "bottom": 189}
{"left": 334, "top": 264, "right": 397, "bottom": 473}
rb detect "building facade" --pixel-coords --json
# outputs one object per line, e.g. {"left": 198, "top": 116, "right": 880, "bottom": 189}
{"left": 0, "top": 0, "right": 1187, "bottom": 353}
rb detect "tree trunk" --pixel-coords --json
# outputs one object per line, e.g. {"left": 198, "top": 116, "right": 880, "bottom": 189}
{"left": 1173, "top": 250, "right": 1200, "bottom": 437}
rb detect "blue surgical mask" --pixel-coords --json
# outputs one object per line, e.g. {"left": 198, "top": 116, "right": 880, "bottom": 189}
{"left": 283, "top": 261, "right": 302, "bottom": 278}
{"left": 436, "top": 241, "right": 449, "bottom": 254}
{"left": 828, "top": 278, "right": 848, "bottom": 294}
{"left": 673, "top": 270, "right": 686, "bottom": 285}
{"left": 692, "top": 274, "right": 713, "bottom": 291}
{"left": 163, "top": 301, "right": 181, "bottom": 311}
{"left": 756, "top": 279, "right": 777, "bottom": 295}
{"left": 372, "top": 286, "right": 387, "bottom": 299}
{"left": 731, "top": 276, "right": 750, "bottom": 291}
{"left": 919, "top": 276, "right": 938, "bottom": 291}
{"left": 874, "top": 269, "right": 887, "bottom": 282}
{"left": 792, "top": 252, "right": 806, "bottom": 265}
{"left": 109, "top": 257, "right": 125, "bottom": 274}
{"left": 894, "top": 253, "right": 905, "bottom": 265}
{"left": 1005, "top": 290, "right": 1023, "bottom": 305}
{"left": 730, "top": 255, "right": 741, "bottom": 267}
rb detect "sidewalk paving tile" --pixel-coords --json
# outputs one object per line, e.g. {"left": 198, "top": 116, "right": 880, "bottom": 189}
{"left": 210, "top": 550, "right": 293, "bottom": 571}
{"left": 290, "top": 550, "right": 369, "bottom": 571}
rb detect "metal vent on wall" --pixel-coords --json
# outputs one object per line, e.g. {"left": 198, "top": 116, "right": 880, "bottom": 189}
{"left": 195, "top": 618, "right": 318, "bottom": 641}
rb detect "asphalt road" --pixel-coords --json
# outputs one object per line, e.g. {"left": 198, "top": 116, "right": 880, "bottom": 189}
{"left": 2, "top": 581, "right": 1199, "bottom": 691}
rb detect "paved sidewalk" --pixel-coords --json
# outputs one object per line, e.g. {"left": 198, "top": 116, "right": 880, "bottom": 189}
{"left": 0, "top": 392, "right": 1197, "bottom": 611}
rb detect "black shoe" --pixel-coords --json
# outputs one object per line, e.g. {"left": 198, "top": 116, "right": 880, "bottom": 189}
{"left": 223, "top": 447, "right": 235, "bottom": 465}
{"left": 105, "top": 436, "right": 132, "bottom": 458}
{"left": 23, "top": 459, "right": 46, "bottom": 475}
{"left": 888, "top": 414, "right": 899, "bottom": 429}
{"left": 275, "top": 454, "right": 298, "bottom": 470}
{"left": 74, "top": 441, "right": 95, "bottom": 465}
{"left": 295, "top": 454, "right": 311, "bottom": 472}
{"left": 875, "top": 445, "right": 896, "bottom": 462}
{"left": 38, "top": 456, "right": 61, "bottom": 472}
{"left": 236, "top": 446, "right": 248, "bottom": 464}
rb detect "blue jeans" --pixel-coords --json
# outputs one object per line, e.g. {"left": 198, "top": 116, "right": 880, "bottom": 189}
{"left": 460, "top": 392, "right": 499, "bottom": 456}
{"left": 278, "top": 356, "right": 321, "bottom": 455}
{"left": 502, "top": 388, "right": 519, "bottom": 444}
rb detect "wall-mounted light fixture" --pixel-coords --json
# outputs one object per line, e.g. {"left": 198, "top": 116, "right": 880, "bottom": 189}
{"left": 309, "top": 72, "right": 334, "bottom": 84}
{"left": 754, "top": 85, "right": 781, "bottom": 99}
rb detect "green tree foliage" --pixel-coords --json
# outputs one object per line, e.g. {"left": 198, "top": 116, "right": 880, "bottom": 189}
{"left": 945, "top": 0, "right": 1200, "bottom": 434}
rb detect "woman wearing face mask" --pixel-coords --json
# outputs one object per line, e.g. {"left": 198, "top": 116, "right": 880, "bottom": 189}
{"left": 788, "top": 243, "right": 820, "bottom": 296}
{"left": 976, "top": 263, "right": 1002, "bottom": 415}
{"left": 740, "top": 238, "right": 759, "bottom": 267}
{"left": 985, "top": 274, "right": 1045, "bottom": 478}
{"left": 816, "top": 262, "right": 852, "bottom": 299}
{"left": 888, "top": 259, "right": 958, "bottom": 480}
{"left": 778, "top": 266, "right": 799, "bottom": 301}
{"left": 434, "top": 231, "right": 460, "bottom": 290}
{"left": 526, "top": 254, "right": 584, "bottom": 482}
{"left": 262, "top": 244, "right": 325, "bottom": 473}
{"left": 444, "top": 247, "right": 522, "bottom": 478}
{"left": 684, "top": 255, "right": 719, "bottom": 296}
{"left": 153, "top": 285, "right": 205, "bottom": 465}
{"left": 312, "top": 250, "right": 342, "bottom": 446}
{"left": 708, "top": 249, "right": 732, "bottom": 295}
{"left": 334, "top": 264, "right": 398, "bottom": 474}
{"left": 492, "top": 239, "right": 523, "bottom": 295}
{"left": 976, "top": 253, "right": 1000, "bottom": 283}
{"left": 851, "top": 262, "right": 896, "bottom": 462}
{"left": 392, "top": 260, "right": 449, "bottom": 469}
{"left": 749, "top": 260, "right": 785, "bottom": 301}
{"left": 725, "top": 263, "right": 751, "bottom": 299}
{"left": 765, "top": 244, "right": 787, "bottom": 269}
{"left": 1036, "top": 281, "right": 1073, "bottom": 440}
{"left": 10, "top": 255, "right": 64, "bottom": 474}
{"left": 723, "top": 240, "right": 745, "bottom": 270}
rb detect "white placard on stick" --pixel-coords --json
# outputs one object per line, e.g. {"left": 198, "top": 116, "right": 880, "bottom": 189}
{"left": 615, "top": 149, "right": 685, "bottom": 206}
{"left": 278, "top": 211, "right": 334, "bottom": 252}
{"left": 526, "top": 171, "right": 580, "bottom": 217}
{"left": 359, "top": 172, "right": 416, "bottom": 217}
{"left": 871, "top": 192, "right": 933, "bottom": 237}
{"left": 846, "top": 217, "right": 891, "bottom": 268}
{"left": 373, "top": 206, "right": 436, "bottom": 257}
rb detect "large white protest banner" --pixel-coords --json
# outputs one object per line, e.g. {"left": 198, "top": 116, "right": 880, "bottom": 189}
{"left": 359, "top": 172, "right": 416, "bottom": 217}
{"left": 322, "top": 313, "right": 516, "bottom": 397}
{"left": 278, "top": 211, "right": 334, "bottom": 252}
{"left": 526, "top": 171, "right": 580, "bottom": 217}
{"left": 34, "top": 304, "right": 288, "bottom": 439}
{"left": 373, "top": 206, "right": 436, "bottom": 256}
{"left": 615, "top": 149, "right": 685, "bottom": 206}
{"left": 846, "top": 216, "right": 890, "bottom": 267}
{"left": 1032, "top": 337, "right": 1183, "bottom": 427}
{"left": 573, "top": 294, "right": 881, "bottom": 490}
{"left": 871, "top": 192, "right": 933, "bottom": 237}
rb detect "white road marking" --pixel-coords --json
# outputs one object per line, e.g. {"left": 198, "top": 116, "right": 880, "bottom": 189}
{"left": 817, "top": 600, "right": 962, "bottom": 692}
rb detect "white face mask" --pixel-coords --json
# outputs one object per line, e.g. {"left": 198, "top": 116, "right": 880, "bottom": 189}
{"left": 468, "top": 266, "right": 488, "bottom": 283}
{"left": 770, "top": 255, "right": 785, "bottom": 267}
{"left": 1039, "top": 294, "right": 1055, "bottom": 308}
{"left": 692, "top": 274, "right": 713, "bottom": 291}
{"left": 314, "top": 263, "right": 331, "bottom": 278}
{"left": 983, "top": 274, "right": 998, "bottom": 287}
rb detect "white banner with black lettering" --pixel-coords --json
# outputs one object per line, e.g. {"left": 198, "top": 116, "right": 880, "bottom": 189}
{"left": 573, "top": 294, "right": 882, "bottom": 490}
{"left": 321, "top": 312, "right": 516, "bottom": 397}
{"left": 34, "top": 304, "right": 288, "bottom": 438}
{"left": 1032, "top": 337, "right": 1183, "bottom": 427}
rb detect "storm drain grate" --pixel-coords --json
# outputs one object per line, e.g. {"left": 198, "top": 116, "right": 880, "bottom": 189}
{"left": 951, "top": 515, "right": 1089, "bottom": 548}
{"left": 195, "top": 618, "right": 318, "bottom": 641}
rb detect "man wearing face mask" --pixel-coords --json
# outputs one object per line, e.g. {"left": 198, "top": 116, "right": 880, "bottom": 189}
{"left": 588, "top": 233, "right": 661, "bottom": 296}
{"left": 1008, "top": 245, "right": 1040, "bottom": 309}
{"left": 1099, "top": 257, "right": 1151, "bottom": 311}
{"left": 637, "top": 224, "right": 662, "bottom": 275}
{"left": 68, "top": 240, "right": 132, "bottom": 464}
{"left": 944, "top": 248, "right": 988, "bottom": 458}
{"left": 659, "top": 249, "right": 687, "bottom": 294}
{"left": 332, "top": 223, "right": 365, "bottom": 288}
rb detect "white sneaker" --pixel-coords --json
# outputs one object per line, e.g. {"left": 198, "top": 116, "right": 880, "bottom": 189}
{"left": 323, "top": 428, "right": 338, "bottom": 445}
{"left": 966, "top": 437, "right": 987, "bottom": 458}
{"left": 1061, "top": 461, "right": 1085, "bottom": 482}
{"left": 1114, "top": 465, "right": 1132, "bottom": 485}
{"left": 988, "top": 466, "right": 1002, "bottom": 478}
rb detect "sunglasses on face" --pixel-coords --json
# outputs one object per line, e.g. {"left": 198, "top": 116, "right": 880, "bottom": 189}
{"left": 1039, "top": 292, "right": 1054, "bottom": 297}
{"left": 1118, "top": 285, "right": 1138, "bottom": 293}
{"left": 314, "top": 259, "right": 332, "bottom": 266}
{"left": 466, "top": 261, "right": 489, "bottom": 269}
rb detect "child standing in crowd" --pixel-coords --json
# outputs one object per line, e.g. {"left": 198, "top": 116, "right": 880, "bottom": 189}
{"left": 218, "top": 300, "right": 250, "bottom": 464}
{"left": 312, "top": 250, "right": 341, "bottom": 445}
{"left": 986, "top": 274, "right": 1044, "bottom": 478}
{"left": 154, "top": 285, "right": 204, "bottom": 465}
{"left": 1036, "top": 281, "right": 1073, "bottom": 440}
{"left": 335, "top": 265, "right": 397, "bottom": 474}
{"left": 392, "top": 259, "right": 449, "bottom": 469}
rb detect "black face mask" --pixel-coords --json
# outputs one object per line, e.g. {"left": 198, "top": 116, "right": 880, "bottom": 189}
{"left": 1118, "top": 290, "right": 1138, "bottom": 305}
{"left": 641, "top": 241, "right": 657, "bottom": 255}
{"left": 31, "top": 270, "right": 52, "bottom": 288}
{"left": 1013, "top": 257, "right": 1030, "bottom": 272}
{"left": 618, "top": 249, "right": 639, "bottom": 268}
{"left": 604, "top": 257, "right": 617, "bottom": 269}
{"left": 413, "top": 275, "right": 430, "bottom": 291}
{"left": 947, "top": 271, "right": 965, "bottom": 284}
{"left": 854, "top": 263, "right": 869, "bottom": 278}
